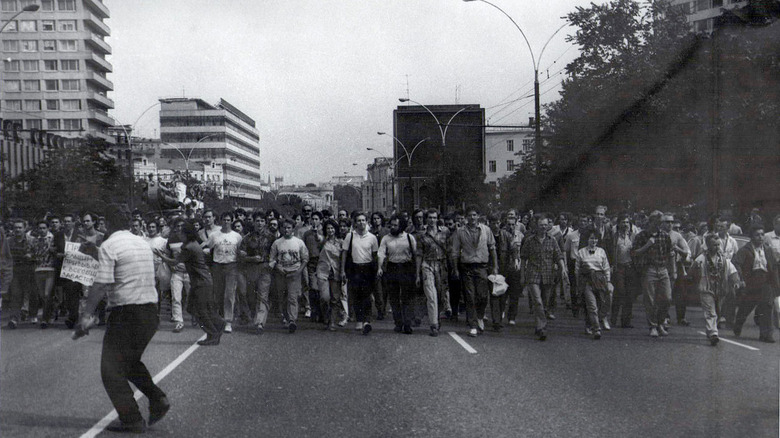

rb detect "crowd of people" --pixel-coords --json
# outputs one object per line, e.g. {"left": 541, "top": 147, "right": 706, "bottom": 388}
{"left": 2, "top": 203, "right": 779, "bottom": 346}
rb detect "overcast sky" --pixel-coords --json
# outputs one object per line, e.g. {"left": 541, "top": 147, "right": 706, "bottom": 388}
{"left": 105, "top": 0, "right": 593, "bottom": 185}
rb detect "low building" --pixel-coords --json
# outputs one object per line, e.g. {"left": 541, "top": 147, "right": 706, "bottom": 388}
{"left": 484, "top": 121, "right": 536, "bottom": 188}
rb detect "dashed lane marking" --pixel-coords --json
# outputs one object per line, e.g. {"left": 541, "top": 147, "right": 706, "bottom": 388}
{"left": 79, "top": 334, "right": 207, "bottom": 438}
{"left": 697, "top": 331, "right": 760, "bottom": 351}
{"left": 448, "top": 331, "right": 478, "bottom": 354}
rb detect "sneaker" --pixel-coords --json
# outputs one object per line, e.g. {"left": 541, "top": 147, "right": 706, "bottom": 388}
{"left": 30, "top": 317, "right": 39, "bottom": 324}
{"left": 255, "top": 324, "right": 264, "bottom": 335}
{"left": 289, "top": 322, "right": 297, "bottom": 333}
{"left": 362, "top": 322, "right": 372, "bottom": 335}
{"left": 658, "top": 325, "right": 669, "bottom": 336}
{"left": 8, "top": 318, "right": 18, "bottom": 329}
{"left": 650, "top": 327, "right": 659, "bottom": 337}
{"left": 173, "top": 322, "right": 184, "bottom": 333}
{"left": 508, "top": 320, "right": 516, "bottom": 326}
{"left": 282, "top": 318, "right": 290, "bottom": 328}
{"left": 106, "top": 419, "right": 147, "bottom": 434}
{"left": 327, "top": 324, "right": 337, "bottom": 332}
{"left": 430, "top": 326, "right": 439, "bottom": 337}
{"left": 355, "top": 322, "right": 364, "bottom": 331}
{"left": 594, "top": 330, "right": 602, "bottom": 340}
{"left": 149, "top": 396, "right": 171, "bottom": 425}
{"left": 476, "top": 319, "right": 485, "bottom": 333}
{"left": 223, "top": 323, "right": 233, "bottom": 334}
{"left": 468, "top": 328, "right": 478, "bottom": 338}
{"left": 601, "top": 318, "right": 611, "bottom": 331}
{"left": 709, "top": 334, "right": 719, "bottom": 346}
{"left": 337, "top": 317, "right": 348, "bottom": 328}
{"left": 546, "top": 313, "right": 556, "bottom": 321}
{"left": 304, "top": 309, "right": 311, "bottom": 318}
{"left": 585, "top": 327, "right": 593, "bottom": 335}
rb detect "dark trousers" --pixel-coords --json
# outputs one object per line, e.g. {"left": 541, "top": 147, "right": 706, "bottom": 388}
{"left": 191, "top": 282, "right": 224, "bottom": 336}
{"left": 347, "top": 264, "right": 375, "bottom": 323}
{"left": 505, "top": 269, "right": 523, "bottom": 321}
{"left": 6, "top": 265, "right": 35, "bottom": 320}
{"left": 62, "top": 278, "right": 82, "bottom": 324}
{"left": 568, "top": 261, "right": 581, "bottom": 314}
{"left": 460, "top": 264, "right": 489, "bottom": 329}
{"left": 385, "top": 262, "right": 416, "bottom": 328}
{"left": 101, "top": 303, "right": 166, "bottom": 424}
{"left": 673, "top": 273, "right": 691, "bottom": 323}
{"left": 490, "top": 292, "right": 507, "bottom": 327}
{"left": 448, "top": 271, "right": 462, "bottom": 317}
{"left": 734, "top": 277, "right": 774, "bottom": 339}
{"left": 611, "top": 263, "right": 636, "bottom": 326}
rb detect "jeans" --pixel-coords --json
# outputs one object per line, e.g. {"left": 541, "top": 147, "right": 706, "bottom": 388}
{"left": 528, "top": 283, "right": 555, "bottom": 331}
{"left": 212, "top": 262, "right": 239, "bottom": 322}
{"left": 641, "top": 266, "right": 672, "bottom": 329}
{"left": 347, "top": 263, "right": 376, "bottom": 324}
{"left": 421, "top": 260, "right": 446, "bottom": 327}
{"left": 700, "top": 292, "right": 719, "bottom": 337}
{"left": 251, "top": 263, "right": 274, "bottom": 327}
{"left": 317, "top": 276, "right": 343, "bottom": 326}
{"left": 36, "top": 270, "right": 57, "bottom": 323}
{"left": 385, "top": 262, "right": 416, "bottom": 328}
{"left": 170, "top": 271, "right": 190, "bottom": 323}
{"left": 274, "top": 269, "right": 303, "bottom": 324}
{"left": 581, "top": 277, "right": 608, "bottom": 331}
{"left": 505, "top": 269, "right": 523, "bottom": 321}
{"left": 6, "top": 265, "right": 35, "bottom": 321}
{"left": 101, "top": 303, "right": 166, "bottom": 424}
{"left": 460, "top": 264, "right": 489, "bottom": 329}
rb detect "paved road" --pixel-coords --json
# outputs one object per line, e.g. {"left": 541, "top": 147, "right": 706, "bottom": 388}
{"left": 1, "top": 303, "right": 778, "bottom": 437}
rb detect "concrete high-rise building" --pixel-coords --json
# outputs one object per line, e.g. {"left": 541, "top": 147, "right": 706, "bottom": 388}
{"left": 158, "top": 98, "right": 262, "bottom": 207}
{"left": 1, "top": 0, "right": 114, "bottom": 142}
{"left": 671, "top": 0, "right": 748, "bottom": 32}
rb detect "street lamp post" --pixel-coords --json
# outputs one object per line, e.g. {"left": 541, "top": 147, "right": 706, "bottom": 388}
{"left": 397, "top": 99, "right": 468, "bottom": 211}
{"left": 163, "top": 133, "right": 222, "bottom": 179}
{"left": 0, "top": 4, "right": 39, "bottom": 33}
{"left": 463, "top": 0, "right": 567, "bottom": 195}
{"left": 375, "top": 132, "right": 429, "bottom": 211}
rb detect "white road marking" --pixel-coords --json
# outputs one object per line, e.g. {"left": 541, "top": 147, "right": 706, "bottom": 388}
{"left": 79, "top": 334, "right": 207, "bottom": 438}
{"left": 698, "top": 331, "right": 760, "bottom": 351}
{"left": 448, "top": 331, "right": 478, "bottom": 354}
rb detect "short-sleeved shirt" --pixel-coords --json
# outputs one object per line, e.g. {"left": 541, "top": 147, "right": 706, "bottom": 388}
{"left": 94, "top": 231, "right": 157, "bottom": 309}
{"left": 520, "top": 234, "right": 563, "bottom": 285}
{"left": 378, "top": 232, "right": 417, "bottom": 264}
{"left": 206, "top": 229, "right": 243, "bottom": 264}
{"left": 450, "top": 224, "right": 496, "bottom": 264}
{"left": 633, "top": 230, "right": 673, "bottom": 270}
{"left": 342, "top": 231, "right": 378, "bottom": 264}
{"left": 417, "top": 228, "right": 449, "bottom": 262}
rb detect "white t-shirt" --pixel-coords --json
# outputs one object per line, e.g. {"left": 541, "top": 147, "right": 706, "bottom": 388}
{"left": 207, "top": 230, "right": 243, "bottom": 264}
{"left": 145, "top": 235, "right": 167, "bottom": 265}
{"left": 341, "top": 230, "right": 378, "bottom": 264}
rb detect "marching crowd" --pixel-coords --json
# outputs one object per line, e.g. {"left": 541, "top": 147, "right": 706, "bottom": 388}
{"left": 2, "top": 204, "right": 779, "bottom": 346}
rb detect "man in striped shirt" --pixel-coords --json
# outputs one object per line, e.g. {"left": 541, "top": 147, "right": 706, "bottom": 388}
{"left": 74, "top": 227, "right": 169, "bottom": 433}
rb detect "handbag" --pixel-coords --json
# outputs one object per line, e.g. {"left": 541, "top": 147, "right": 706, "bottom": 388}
{"left": 344, "top": 233, "right": 355, "bottom": 278}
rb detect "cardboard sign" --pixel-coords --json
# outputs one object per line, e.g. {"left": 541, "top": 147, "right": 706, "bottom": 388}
{"left": 61, "top": 242, "right": 100, "bottom": 286}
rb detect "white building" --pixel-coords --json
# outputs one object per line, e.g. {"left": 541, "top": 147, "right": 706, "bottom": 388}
{"left": 484, "top": 124, "right": 535, "bottom": 187}
{"left": 670, "top": 0, "right": 748, "bottom": 33}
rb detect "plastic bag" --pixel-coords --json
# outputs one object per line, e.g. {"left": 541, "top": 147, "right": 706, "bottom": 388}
{"left": 488, "top": 274, "right": 508, "bottom": 297}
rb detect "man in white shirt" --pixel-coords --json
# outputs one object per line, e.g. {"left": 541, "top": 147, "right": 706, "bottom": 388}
{"left": 205, "top": 212, "right": 243, "bottom": 333}
{"left": 763, "top": 214, "right": 780, "bottom": 264}
{"left": 270, "top": 219, "right": 309, "bottom": 333}
{"left": 340, "top": 213, "right": 378, "bottom": 335}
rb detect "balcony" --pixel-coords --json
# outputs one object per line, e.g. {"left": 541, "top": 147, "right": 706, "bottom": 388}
{"left": 87, "top": 91, "right": 114, "bottom": 109}
{"left": 83, "top": 0, "right": 110, "bottom": 19}
{"left": 87, "top": 72, "right": 113, "bottom": 91}
{"left": 88, "top": 109, "right": 115, "bottom": 126}
{"left": 85, "top": 33, "right": 111, "bottom": 55}
{"left": 86, "top": 52, "right": 113, "bottom": 73}
{"left": 89, "top": 130, "right": 117, "bottom": 144}
{"left": 84, "top": 12, "right": 110, "bottom": 37}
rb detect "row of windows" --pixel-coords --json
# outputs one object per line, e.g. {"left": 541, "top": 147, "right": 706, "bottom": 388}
{"left": 3, "top": 19, "right": 77, "bottom": 33}
{"left": 160, "top": 115, "right": 260, "bottom": 142}
{"left": 3, "top": 39, "right": 78, "bottom": 53}
{"left": 4, "top": 59, "right": 80, "bottom": 72}
{"left": 3, "top": 118, "right": 82, "bottom": 131}
{"left": 5, "top": 98, "right": 82, "bottom": 111}
{"left": 1, "top": 0, "right": 76, "bottom": 12}
{"left": 487, "top": 160, "right": 515, "bottom": 173}
{"left": 4, "top": 79, "right": 81, "bottom": 92}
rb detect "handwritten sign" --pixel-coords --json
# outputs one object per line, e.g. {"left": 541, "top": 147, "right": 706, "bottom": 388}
{"left": 61, "top": 242, "right": 100, "bottom": 286}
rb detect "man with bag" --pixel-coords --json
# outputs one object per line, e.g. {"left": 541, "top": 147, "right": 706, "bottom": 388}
{"left": 340, "top": 213, "right": 378, "bottom": 335}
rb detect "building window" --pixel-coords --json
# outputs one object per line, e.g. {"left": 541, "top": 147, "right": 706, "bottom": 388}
{"left": 5, "top": 100, "right": 22, "bottom": 111}
{"left": 3, "top": 40, "right": 19, "bottom": 52}
{"left": 26, "top": 119, "right": 42, "bottom": 130}
{"left": 47, "top": 119, "right": 60, "bottom": 130}
{"left": 24, "top": 100, "right": 41, "bottom": 111}
{"left": 19, "top": 0, "right": 36, "bottom": 7}
{"left": 522, "top": 138, "right": 532, "bottom": 152}
{"left": 41, "top": 41, "right": 57, "bottom": 52}
{"left": 22, "top": 60, "right": 38, "bottom": 72}
{"left": 21, "top": 40, "right": 38, "bottom": 52}
{"left": 43, "top": 60, "right": 57, "bottom": 71}
{"left": 61, "top": 99, "right": 80, "bottom": 110}
{"left": 41, "top": 20, "right": 55, "bottom": 32}
{"left": 506, "top": 160, "right": 514, "bottom": 171}
{"left": 57, "top": 0, "right": 76, "bottom": 11}
{"left": 60, "top": 59, "right": 79, "bottom": 71}
{"left": 488, "top": 160, "right": 496, "bottom": 173}
{"left": 61, "top": 79, "right": 80, "bottom": 91}
{"left": 506, "top": 140, "right": 514, "bottom": 152}
{"left": 4, "top": 80, "right": 21, "bottom": 92}
{"left": 22, "top": 79, "right": 40, "bottom": 91}
{"left": 3, "top": 59, "right": 20, "bottom": 71}
{"left": 41, "top": 0, "right": 54, "bottom": 11}
{"left": 63, "top": 118, "right": 81, "bottom": 130}
{"left": 44, "top": 79, "right": 59, "bottom": 91}
{"left": 58, "top": 20, "right": 77, "bottom": 32}
{"left": 46, "top": 99, "right": 59, "bottom": 110}
{"left": 58, "top": 40, "right": 77, "bottom": 51}
{"left": 19, "top": 20, "right": 36, "bottom": 32}
{"left": 4, "top": 21, "right": 18, "bottom": 32}
{"left": 1, "top": 0, "right": 17, "bottom": 12}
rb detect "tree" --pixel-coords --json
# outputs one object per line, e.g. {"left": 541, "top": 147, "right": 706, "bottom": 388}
{"left": 333, "top": 185, "right": 362, "bottom": 213}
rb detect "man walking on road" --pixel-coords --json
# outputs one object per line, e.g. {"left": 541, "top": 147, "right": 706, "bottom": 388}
{"left": 74, "top": 224, "right": 169, "bottom": 433}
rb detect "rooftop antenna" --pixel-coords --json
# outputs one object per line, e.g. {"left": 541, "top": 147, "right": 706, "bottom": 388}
{"left": 404, "top": 74, "right": 410, "bottom": 102}
{"left": 455, "top": 85, "right": 461, "bottom": 104}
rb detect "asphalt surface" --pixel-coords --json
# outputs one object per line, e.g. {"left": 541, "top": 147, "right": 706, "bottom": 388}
{"left": 1, "top": 300, "right": 778, "bottom": 438}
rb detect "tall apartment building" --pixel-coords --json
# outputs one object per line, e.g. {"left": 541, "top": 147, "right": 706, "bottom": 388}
{"left": 671, "top": 0, "right": 748, "bottom": 32}
{"left": 158, "top": 98, "right": 263, "bottom": 207}
{"left": 1, "top": 0, "right": 114, "bottom": 142}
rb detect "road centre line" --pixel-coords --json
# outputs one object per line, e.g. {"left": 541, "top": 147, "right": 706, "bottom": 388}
{"left": 79, "top": 334, "right": 207, "bottom": 438}
{"left": 697, "top": 331, "right": 760, "bottom": 351}
{"left": 448, "top": 331, "right": 478, "bottom": 354}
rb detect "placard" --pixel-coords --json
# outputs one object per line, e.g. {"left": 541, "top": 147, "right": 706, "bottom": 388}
{"left": 61, "top": 242, "right": 100, "bottom": 286}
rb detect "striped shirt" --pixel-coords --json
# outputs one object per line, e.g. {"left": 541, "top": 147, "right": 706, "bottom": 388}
{"left": 95, "top": 231, "right": 157, "bottom": 309}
